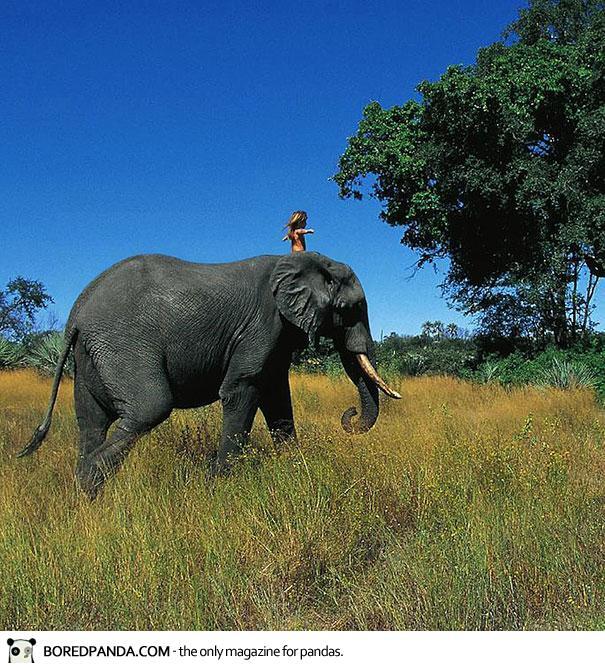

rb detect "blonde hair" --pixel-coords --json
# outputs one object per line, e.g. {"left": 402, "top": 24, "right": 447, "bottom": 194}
{"left": 284, "top": 210, "right": 308, "bottom": 231}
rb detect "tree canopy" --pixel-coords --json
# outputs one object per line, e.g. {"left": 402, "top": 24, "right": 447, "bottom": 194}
{"left": 333, "top": 0, "right": 605, "bottom": 346}
{"left": 0, "top": 277, "right": 53, "bottom": 341}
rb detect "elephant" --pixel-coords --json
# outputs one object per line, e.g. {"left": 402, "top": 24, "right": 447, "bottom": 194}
{"left": 19, "top": 251, "right": 400, "bottom": 499}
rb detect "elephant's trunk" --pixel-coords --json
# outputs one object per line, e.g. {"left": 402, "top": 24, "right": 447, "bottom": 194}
{"left": 339, "top": 351, "right": 380, "bottom": 434}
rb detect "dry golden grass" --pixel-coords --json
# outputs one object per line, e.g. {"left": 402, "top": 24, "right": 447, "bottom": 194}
{"left": 1, "top": 369, "right": 605, "bottom": 630}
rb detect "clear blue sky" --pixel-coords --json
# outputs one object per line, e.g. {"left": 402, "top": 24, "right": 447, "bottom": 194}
{"left": 3, "top": 0, "right": 573, "bottom": 338}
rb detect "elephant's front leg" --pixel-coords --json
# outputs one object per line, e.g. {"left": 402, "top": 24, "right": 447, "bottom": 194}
{"left": 259, "top": 370, "right": 296, "bottom": 444}
{"left": 216, "top": 380, "right": 260, "bottom": 473}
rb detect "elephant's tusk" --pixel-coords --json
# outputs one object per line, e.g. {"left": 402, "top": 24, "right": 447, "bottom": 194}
{"left": 356, "top": 353, "right": 402, "bottom": 399}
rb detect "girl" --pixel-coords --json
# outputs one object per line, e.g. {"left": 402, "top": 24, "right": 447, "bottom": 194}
{"left": 282, "top": 210, "right": 314, "bottom": 253}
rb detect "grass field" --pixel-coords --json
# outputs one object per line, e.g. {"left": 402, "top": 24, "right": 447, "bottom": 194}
{"left": 1, "top": 369, "right": 605, "bottom": 630}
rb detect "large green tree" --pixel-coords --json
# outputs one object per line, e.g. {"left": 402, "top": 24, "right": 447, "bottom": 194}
{"left": 333, "top": 0, "right": 605, "bottom": 347}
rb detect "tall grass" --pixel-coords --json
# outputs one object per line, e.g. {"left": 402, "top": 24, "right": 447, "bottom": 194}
{"left": 1, "top": 370, "right": 605, "bottom": 630}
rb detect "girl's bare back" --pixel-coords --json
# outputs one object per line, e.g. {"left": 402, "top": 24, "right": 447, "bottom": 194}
{"left": 283, "top": 211, "right": 314, "bottom": 253}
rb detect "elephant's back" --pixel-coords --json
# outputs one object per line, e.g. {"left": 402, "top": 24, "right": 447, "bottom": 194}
{"left": 68, "top": 255, "right": 201, "bottom": 328}
{"left": 66, "top": 252, "right": 279, "bottom": 351}
{"left": 70, "top": 254, "right": 278, "bottom": 309}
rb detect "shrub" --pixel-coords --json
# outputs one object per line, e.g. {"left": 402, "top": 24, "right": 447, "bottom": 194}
{"left": 475, "top": 360, "right": 502, "bottom": 383}
{"left": 0, "top": 338, "right": 25, "bottom": 369}
{"left": 25, "top": 332, "right": 73, "bottom": 377}
{"left": 399, "top": 352, "right": 430, "bottom": 376}
{"left": 472, "top": 349, "right": 605, "bottom": 398}
{"left": 539, "top": 358, "right": 598, "bottom": 390}
{"left": 375, "top": 333, "right": 478, "bottom": 377}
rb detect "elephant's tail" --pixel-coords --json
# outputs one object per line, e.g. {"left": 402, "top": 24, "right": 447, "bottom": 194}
{"left": 17, "top": 328, "right": 77, "bottom": 458}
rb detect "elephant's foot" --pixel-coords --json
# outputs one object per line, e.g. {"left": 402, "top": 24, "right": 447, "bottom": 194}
{"left": 76, "top": 427, "right": 138, "bottom": 500}
{"left": 268, "top": 422, "right": 297, "bottom": 446}
{"left": 76, "top": 457, "right": 106, "bottom": 501}
{"left": 206, "top": 450, "right": 235, "bottom": 479}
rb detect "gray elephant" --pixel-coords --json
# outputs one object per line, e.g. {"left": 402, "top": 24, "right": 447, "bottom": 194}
{"left": 19, "top": 252, "right": 400, "bottom": 499}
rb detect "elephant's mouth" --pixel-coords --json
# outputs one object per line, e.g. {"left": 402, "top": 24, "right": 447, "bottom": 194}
{"left": 355, "top": 353, "right": 401, "bottom": 399}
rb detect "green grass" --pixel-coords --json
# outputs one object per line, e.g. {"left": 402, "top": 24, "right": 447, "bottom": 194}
{"left": 1, "top": 370, "right": 605, "bottom": 630}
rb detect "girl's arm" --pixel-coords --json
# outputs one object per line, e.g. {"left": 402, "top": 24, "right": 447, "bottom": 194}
{"left": 295, "top": 228, "right": 314, "bottom": 235}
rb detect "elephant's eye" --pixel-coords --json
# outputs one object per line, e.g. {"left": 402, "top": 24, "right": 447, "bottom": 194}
{"left": 337, "top": 302, "right": 358, "bottom": 320}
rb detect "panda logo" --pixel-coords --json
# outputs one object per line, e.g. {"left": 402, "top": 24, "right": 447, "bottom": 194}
{"left": 7, "top": 639, "right": 36, "bottom": 663}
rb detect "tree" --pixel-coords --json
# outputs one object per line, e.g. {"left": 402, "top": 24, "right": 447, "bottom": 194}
{"left": 333, "top": 0, "right": 605, "bottom": 347}
{"left": 0, "top": 277, "right": 53, "bottom": 341}
{"left": 420, "top": 320, "right": 468, "bottom": 341}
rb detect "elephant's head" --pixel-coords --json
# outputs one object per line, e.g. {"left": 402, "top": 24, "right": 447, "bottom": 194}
{"left": 270, "top": 252, "right": 400, "bottom": 433}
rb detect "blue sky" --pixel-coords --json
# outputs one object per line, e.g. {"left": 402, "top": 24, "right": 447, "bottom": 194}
{"left": 2, "top": 0, "right": 563, "bottom": 338}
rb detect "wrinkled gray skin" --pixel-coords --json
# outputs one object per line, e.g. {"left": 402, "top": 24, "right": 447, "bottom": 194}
{"left": 20, "top": 252, "right": 383, "bottom": 499}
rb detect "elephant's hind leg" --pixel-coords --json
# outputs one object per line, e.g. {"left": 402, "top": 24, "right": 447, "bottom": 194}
{"left": 77, "top": 383, "right": 172, "bottom": 500}
{"left": 74, "top": 375, "right": 118, "bottom": 458}
{"left": 77, "top": 422, "right": 141, "bottom": 500}
{"left": 74, "top": 377, "right": 116, "bottom": 489}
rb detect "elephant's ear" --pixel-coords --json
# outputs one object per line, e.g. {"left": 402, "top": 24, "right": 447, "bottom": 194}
{"left": 270, "top": 253, "right": 334, "bottom": 344}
